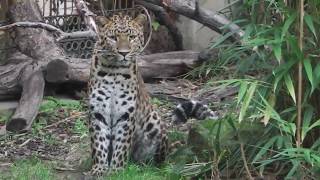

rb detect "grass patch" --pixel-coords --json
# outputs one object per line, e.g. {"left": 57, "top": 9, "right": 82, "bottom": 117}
{"left": 0, "top": 110, "right": 13, "bottom": 125}
{"left": 1, "top": 157, "right": 55, "bottom": 180}
{"left": 40, "top": 97, "right": 84, "bottom": 113}
{"left": 107, "top": 164, "right": 182, "bottom": 180}
{"left": 151, "top": 98, "right": 174, "bottom": 109}
{"left": 73, "top": 118, "right": 89, "bottom": 139}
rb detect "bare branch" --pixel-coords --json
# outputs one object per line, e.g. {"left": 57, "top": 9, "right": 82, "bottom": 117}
{"left": 0, "top": 22, "right": 97, "bottom": 42}
{"left": 74, "top": 0, "right": 99, "bottom": 34}
{"left": 56, "top": 30, "right": 96, "bottom": 41}
{"left": 0, "top": 21, "right": 64, "bottom": 35}
{"left": 0, "top": 0, "right": 99, "bottom": 43}
{"left": 142, "top": 0, "right": 244, "bottom": 42}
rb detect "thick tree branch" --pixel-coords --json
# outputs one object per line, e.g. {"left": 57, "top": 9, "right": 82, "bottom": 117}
{"left": 136, "top": 1, "right": 183, "bottom": 50}
{"left": 0, "top": 22, "right": 96, "bottom": 42}
{"left": 141, "top": 0, "right": 245, "bottom": 42}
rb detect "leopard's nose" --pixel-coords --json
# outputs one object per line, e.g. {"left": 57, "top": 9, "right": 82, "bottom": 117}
{"left": 119, "top": 51, "right": 129, "bottom": 57}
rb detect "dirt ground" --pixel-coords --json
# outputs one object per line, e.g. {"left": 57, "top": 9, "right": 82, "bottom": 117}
{"left": 0, "top": 79, "right": 235, "bottom": 179}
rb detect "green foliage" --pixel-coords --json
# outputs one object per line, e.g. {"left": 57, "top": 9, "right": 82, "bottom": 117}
{"left": 151, "top": 20, "right": 160, "bottom": 31}
{"left": 0, "top": 110, "right": 13, "bottom": 124}
{"left": 107, "top": 164, "right": 181, "bottom": 180}
{"left": 29, "top": 96, "right": 87, "bottom": 144}
{"left": 174, "top": 0, "right": 320, "bottom": 178}
{"left": 1, "top": 157, "right": 55, "bottom": 180}
{"left": 73, "top": 118, "right": 88, "bottom": 139}
{"left": 151, "top": 98, "right": 174, "bottom": 109}
{"left": 40, "top": 96, "right": 83, "bottom": 113}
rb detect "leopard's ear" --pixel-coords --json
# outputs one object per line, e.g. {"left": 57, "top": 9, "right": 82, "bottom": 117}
{"left": 95, "top": 16, "right": 109, "bottom": 27}
{"left": 134, "top": 14, "right": 147, "bottom": 26}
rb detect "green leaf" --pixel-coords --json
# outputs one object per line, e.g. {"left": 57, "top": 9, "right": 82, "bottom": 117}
{"left": 289, "top": 123, "right": 296, "bottom": 137}
{"left": 237, "top": 82, "right": 248, "bottom": 105}
{"left": 304, "top": 150, "right": 313, "bottom": 165}
{"left": 211, "top": 31, "right": 236, "bottom": 48}
{"left": 252, "top": 136, "right": 278, "bottom": 162}
{"left": 284, "top": 74, "right": 296, "bottom": 104}
{"left": 307, "top": 120, "right": 320, "bottom": 133}
{"left": 304, "top": 14, "right": 318, "bottom": 40}
{"left": 262, "top": 93, "right": 276, "bottom": 126}
{"left": 239, "top": 82, "right": 257, "bottom": 122}
{"left": 311, "top": 154, "right": 320, "bottom": 167}
{"left": 273, "top": 43, "right": 282, "bottom": 63}
{"left": 301, "top": 106, "right": 314, "bottom": 141}
{"left": 281, "top": 13, "right": 297, "bottom": 41}
{"left": 285, "top": 160, "right": 300, "bottom": 178}
{"left": 151, "top": 21, "right": 160, "bottom": 31}
{"left": 303, "top": 58, "right": 314, "bottom": 92}
{"left": 243, "top": 24, "right": 253, "bottom": 42}
{"left": 313, "top": 63, "right": 320, "bottom": 89}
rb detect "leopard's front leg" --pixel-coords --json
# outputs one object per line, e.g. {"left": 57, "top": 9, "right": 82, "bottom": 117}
{"left": 89, "top": 112, "right": 111, "bottom": 176}
{"left": 111, "top": 116, "right": 135, "bottom": 170}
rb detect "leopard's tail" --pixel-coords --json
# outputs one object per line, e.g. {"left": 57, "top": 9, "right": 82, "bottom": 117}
{"left": 172, "top": 100, "right": 218, "bottom": 124}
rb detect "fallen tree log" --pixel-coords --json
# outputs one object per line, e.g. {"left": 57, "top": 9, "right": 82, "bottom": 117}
{"left": 1, "top": 50, "right": 201, "bottom": 96}
{"left": 6, "top": 70, "right": 45, "bottom": 132}
{"left": 139, "top": 50, "right": 199, "bottom": 81}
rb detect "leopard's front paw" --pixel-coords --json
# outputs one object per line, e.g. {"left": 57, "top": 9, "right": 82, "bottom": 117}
{"left": 89, "top": 164, "right": 108, "bottom": 177}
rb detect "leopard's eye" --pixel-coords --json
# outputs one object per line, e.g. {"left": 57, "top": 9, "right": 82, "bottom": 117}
{"left": 109, "top": 35, "right": 116, "bottom": 40}
{"left": 129, "top": 35, "right": 136, "bottom": 39}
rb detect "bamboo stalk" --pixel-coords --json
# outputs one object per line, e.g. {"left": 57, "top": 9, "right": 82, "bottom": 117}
{"left": 296, "top": 0, "right": 304, "bottom": 148}
{"left": 240, "top": 143, "right": 253, "bottom": 180}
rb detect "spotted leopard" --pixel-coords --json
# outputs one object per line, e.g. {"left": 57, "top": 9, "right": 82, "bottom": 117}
{"left": 88, "top": 13, "right": 217, "bottom": 176}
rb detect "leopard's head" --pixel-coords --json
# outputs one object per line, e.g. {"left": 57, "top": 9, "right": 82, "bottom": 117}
{"left": 95, "top": 13, "right": 147, "bottom": 63}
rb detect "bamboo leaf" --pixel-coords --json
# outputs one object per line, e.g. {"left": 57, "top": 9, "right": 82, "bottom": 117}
{"left": 313, "top": 63, "right": 320, "bottom": 89}
{"left": 281, "top": 13, "right": 297, "bottom": 41}
{"left": 304, "top": 14, "right": 318, "bottom": 40}
{"left": 262, "top": 93, "right": 276, "bottom": 126}
{"left": 303, "top": 58, "right": 314, "bottom": 92}
{"left": 284, "top": 74, "right": 296, "bottom": 104}
{"left": 307, "top": 120, "right": 320, "bottom": 133}
{"left": 211, "top": 31, "right": 236, "bottom": 48}
{"left": 252, "top": 136, "right": 278, "bottom": 163}
{"left": 285, "top": 161, "right": 300, "bottom": 178}
{"left": 237, "top": 81, "right": 248, "bottom": 105}
{"left": 239, "top": 82, "right": 257, "bottom": 122}
{"left": 304, "top": 150, "right": 313, "bottom": 165}
{"left": 301, "top": 107, "right": 314, "bottom": 141}
{"left": 273, "top": 43, "right": 282, "bottom": 63}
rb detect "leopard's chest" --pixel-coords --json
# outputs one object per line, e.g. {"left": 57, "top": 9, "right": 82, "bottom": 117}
{"left": 89, "top": 73, "right": 137, "bottom": 126}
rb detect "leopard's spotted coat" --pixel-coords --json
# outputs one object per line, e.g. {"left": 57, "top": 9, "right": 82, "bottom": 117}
{"left": 88, "top": 13, "right": 217, "bottom": 176}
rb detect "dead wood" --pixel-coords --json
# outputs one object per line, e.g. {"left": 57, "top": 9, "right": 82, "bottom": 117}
{"left": 137, "top": 1, "right": 183, "bottom": 50}
{"left": 139, "top": 50, "right": 199, "bottom": 81}
{"left": 1, "top": 51, "right": 201, "bottom": 94}
{"left": 74, "top": 0, "right": 98, "bottom": 34}
{"left": 6, "top": 70, "right": 45, "bottom": 132}
{"left": 139, "top": 0, "right": 244, "bottom": 42}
